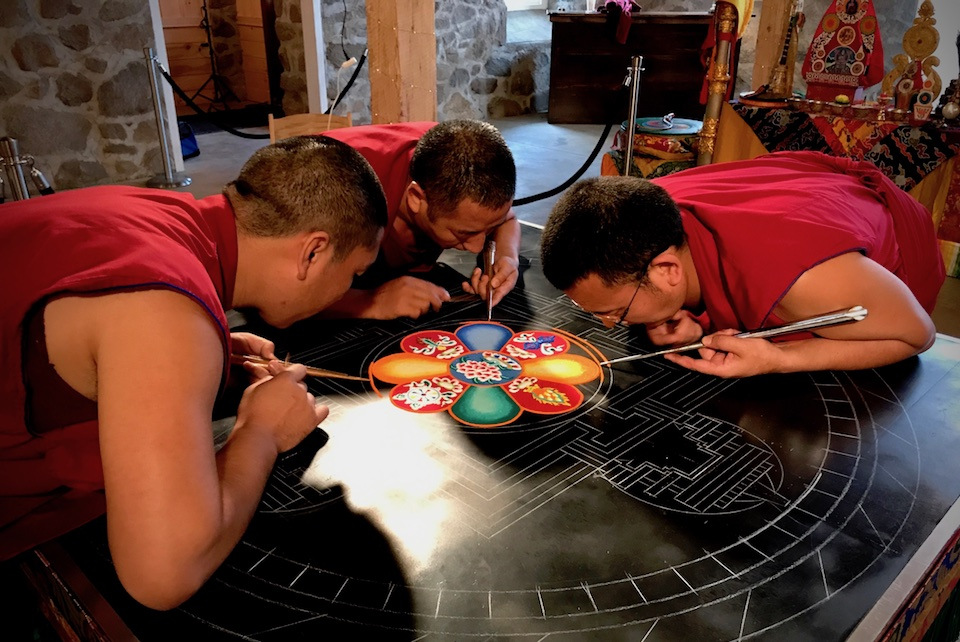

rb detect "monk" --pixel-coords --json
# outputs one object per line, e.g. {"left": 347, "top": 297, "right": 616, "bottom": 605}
{"left": 322, "top": 119, "right": 521, "bottom": 319}
{"left": 0, "top": 136, "right": 387, "bottom": 609}
{"left": 540, "top": 151, "right": 945, "bottom": 377}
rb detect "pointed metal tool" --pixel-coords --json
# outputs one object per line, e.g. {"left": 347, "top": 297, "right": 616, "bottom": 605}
{"left": 599, "top": 306, "right": 869, "bottom": 366}
{"left": 485, "top": 239, "right": 496, "bottom": 321}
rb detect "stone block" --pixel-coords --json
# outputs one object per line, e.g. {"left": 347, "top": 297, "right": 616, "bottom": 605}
{"left": 275, "top": 22, "right": 299, "bottom": 42}
{"left": 2, "top": 104, "right": 92, "bottom": 155}
{"left": 59, "top": 24, "right": 91, "bottom": 51}
{"left": 104, "top": 143, "right": 137, "bottom": 155}
{"left": 98, "top": 62, "right": 152, "bottom": 116}
{"left": 108, "top": 22, "right": 154, "bottom": 52}
{"left": 488, "top": 96, "right": 522, "bottom": 118}
{"left": 0, "top": 71, "right": 24, "bottom": 100}
{"left": 133, "top": 120, "right": 155, "bottom": 143}
{"left": 84, "top": 57, "right": 108, "bottom": 74}
{"left": 212, "top": 21, "right": 237, "bottom": 39}
{"left": 453, "top": 4, "right": 477, "bottom": 24}
{"left": 510, "top": 68, "right": 534, "bottom": 95}
{"left": 450, "top": 68, "right": 470, "bottom": 88}
{"left": 0, "top": 0, "right": 30, "bottom": 28}
{"left": 98, "top": 0, "right": 142, "bottom": 22}
{"left": 12, "top": 34, "right": 60, "bottom": 71}
{"left": 114, "top": 160, "right": 140, "bottom": 178}
{"left": 24, "top": 77, "right": 51, "bottom": 100}
{"left": 99, "top": 123, "right": 127, "bottom": 140}
{"left": 470, "top": 77, "right": 498, "bottom": 95}
{"left": 484, "top": 54, "right": 512, "bottom": 78}
{"left": 55, "top": 159, "right": 108, "bottom": 189}
{"left": 56, "top": 72, "right": 93, "bottom": 106}
{"left": 441, "top": 92, "right": 476, "bottom": 120}
{"left": 41, "top": 0, "right": 73, "bottom": 19}
{"left": 142, "top": 146, "right": 163, "bottom": 175}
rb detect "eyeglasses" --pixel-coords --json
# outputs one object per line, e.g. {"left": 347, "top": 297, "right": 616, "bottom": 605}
{"left": 594, "top": 280, "right": 642, "bottom": 327}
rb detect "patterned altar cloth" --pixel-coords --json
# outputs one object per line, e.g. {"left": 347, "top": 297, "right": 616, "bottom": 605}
{"left": 600, "top": 130, "right": 700, "bottom": 179}
{"left": 730, "top": 104, "right": 960, "bottom": 277}
{"left": 730, "top": 103, "right": 960, "bottom": 191}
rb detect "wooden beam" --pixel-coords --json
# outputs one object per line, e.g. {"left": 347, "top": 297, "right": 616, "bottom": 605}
{"left": 751, "top": 0, "right": 798, "bottom": 93}
{"left": 365, "top": 0, "right": 437, "bottom": 123}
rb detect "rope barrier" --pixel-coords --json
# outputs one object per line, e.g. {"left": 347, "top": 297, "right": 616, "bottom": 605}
{"left": 155, "top": 59, "right": 270, "bottom": 140}
{"left": 152, "top": 48, "right": 623, "bottom": 208}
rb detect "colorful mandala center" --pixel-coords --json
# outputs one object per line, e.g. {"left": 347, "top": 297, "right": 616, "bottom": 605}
{"left": 369, "top": 322, "right": 603, "bottom": 427}
{"left": 450, "top": 351, "right": 521, "bottom": 386}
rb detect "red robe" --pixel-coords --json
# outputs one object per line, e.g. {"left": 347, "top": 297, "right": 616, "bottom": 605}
{"left": 0, "top": 186, "right": 238, "bottom": 560}
{"left": 323, "top": 122, "right": 439, "bottom": 281}
{"left": 653, "top": 151, "right": 944, "bottom": 331}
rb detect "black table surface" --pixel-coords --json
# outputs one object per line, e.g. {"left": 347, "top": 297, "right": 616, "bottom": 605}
{"left": 52, "top": 225, "right": 960, "bottom": 641}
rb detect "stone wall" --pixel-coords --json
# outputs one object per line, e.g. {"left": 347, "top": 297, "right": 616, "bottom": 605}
{"left": 275, "top": 0, "right": 308, "bottom": 115}
{"left": 0, "top": 0, "right": 162, "bottom": 193}
{"left": 0, "top": 0, "right": 929, "bottom": 195}
{"left": 207, "top": 0, "right": 246, "bottom": 103}
{"left": 484, "top": 42, "right": 551, "bottom": 117}
{"left": 281, "top": 0, "right": 526, "bottom": 123}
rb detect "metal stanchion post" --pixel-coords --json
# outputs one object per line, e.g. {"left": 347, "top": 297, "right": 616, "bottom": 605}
{"left": 0, "top": 137, "right": 31, "bottom": 200}
{"left": 144, "top": 47, "right": 191, "bottom": 189}
{"left": 0, "top": 137, "right": 54, "bottom": 200}
{"left": 622, "top": 55, "right": 644, "bottom": 177}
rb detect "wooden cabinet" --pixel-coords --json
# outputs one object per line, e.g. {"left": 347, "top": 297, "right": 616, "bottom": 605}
{"left": 548, "top": 11, "right": 731, "bottom": 124}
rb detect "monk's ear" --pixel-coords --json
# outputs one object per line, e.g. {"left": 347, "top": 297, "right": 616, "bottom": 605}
{"left": 404, "top": 181, "right": 427, "bottom": 216}
{"left": 298, "top": 231, "right": 331, "bottom": 280}
{"left": 648, "top": 249, "right": 683, "bottom": 287}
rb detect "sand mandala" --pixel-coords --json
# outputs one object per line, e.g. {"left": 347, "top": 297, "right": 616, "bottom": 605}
{"left": 368, "top": 321, "right": 603, "bottom": 427}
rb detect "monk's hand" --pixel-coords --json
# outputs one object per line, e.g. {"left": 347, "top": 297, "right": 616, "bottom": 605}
{"left": 230, "top": 332, "right": 278, "bottom": 381}
{"left": 371, "top": 276, "right": 450, "bottom": 320}
{"left": 463, "top": 256, "right": 520, "bottom": 306}
{"left": 231, "top": 331, "right": 276, "bottom": 360}
{"left": 237, "top": 361, "right": 329, "bottom": 453}
{"left": 663, "top": 330, "right": 782, "bottom": 378}
{"left": 645, "top": 310, "right": 704, "bottom": 346}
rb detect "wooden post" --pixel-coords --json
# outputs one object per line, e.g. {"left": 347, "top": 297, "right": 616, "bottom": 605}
{"left": 365, "top": 0, "right": 437, "bottom": 124}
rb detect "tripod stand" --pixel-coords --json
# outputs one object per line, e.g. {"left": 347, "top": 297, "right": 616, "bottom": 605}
{"left": 190, "top": 0, "right": 237, "bottom": 112}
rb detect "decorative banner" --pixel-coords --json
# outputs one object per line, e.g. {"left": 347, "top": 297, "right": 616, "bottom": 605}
{"left": 801, "top": 0, "right": 885, "bottom": 101}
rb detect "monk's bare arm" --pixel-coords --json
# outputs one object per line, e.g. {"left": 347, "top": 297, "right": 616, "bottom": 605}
{"left": 66, "top": 289, "right": 321, "bottom": 609}
{"left": 666, "top": 252, "right": 937, "bottom": 376}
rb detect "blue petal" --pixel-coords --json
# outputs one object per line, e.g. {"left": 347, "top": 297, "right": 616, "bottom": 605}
{"left": 455, "top": 322, "right": 513, "bottom": 351}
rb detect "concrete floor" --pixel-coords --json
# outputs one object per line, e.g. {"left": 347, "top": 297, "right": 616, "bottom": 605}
{"left": 175, "top": 113, "right": 960, "bottom": 338}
